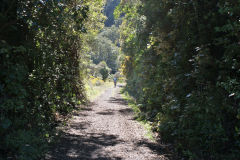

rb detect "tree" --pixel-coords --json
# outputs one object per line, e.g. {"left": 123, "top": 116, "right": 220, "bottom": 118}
{"left": 0, "top": 0, "right": 105, "bottom": 159}
{"left": 90, "top": 34, "right": 120, "bottom": 73}
{"left": 99, "top": 26, "right": 120, "bottom": 45}
{"left": 104, "top": 0, "right": 121, "bottom": 27}
{"left": 97, "top": 61, "right": 111, "bottom": 81}
{"left": 117, "top": 0, "right": 240, "bottom": 159}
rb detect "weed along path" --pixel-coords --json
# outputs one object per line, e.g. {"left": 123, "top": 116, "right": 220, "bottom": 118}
{"left": 45, "top": 85, "right": 170, "bottom": 160}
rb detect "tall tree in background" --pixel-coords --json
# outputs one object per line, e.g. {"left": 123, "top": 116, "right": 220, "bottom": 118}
{"left": 90, "top": 26, "right": 120, "bottom": 74}
{"left": 88, "top": 0, "right": 122, "bottom": 75}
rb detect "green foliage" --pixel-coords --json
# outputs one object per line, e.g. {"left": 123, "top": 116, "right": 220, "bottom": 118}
{"left": 99, "top": 26, "right": 120, "bottom": 45}
{"left": 100, "top": 67, "right": 109, "bottom": 81}
{"left": 89, "top": 27, "right": 121, "bottom": 73}
{"left": 118, "top": 0, "right": 240, "bottom": 159}
{"left": 0, "top": 0, "right": 105, "bottom": 159}
{"left": 104, "top": 0, "right": 121, "bottom": 27}
{"left": 87, "top": 0, "right": 122, "bottom": 76}
{"left": 85, "top": 76, "right": 111, "bottom": 101}
{"left": 98, "top": 61, "right": 111, "bottom": 81}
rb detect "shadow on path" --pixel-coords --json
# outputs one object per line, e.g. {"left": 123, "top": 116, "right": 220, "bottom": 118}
{"left": 135, "top": 141, "right": 173, "bottom": 159}
{"left": 116, "top": 84, "right": 124, "bottom": 88}
{"left": 45, "top": 87, "right": 174, "bottom": 160}
{"left": 69, "top": 121, "right": 91, "bottom": 130}
{"left": 118, "top": 108, "right": 134, "bottom": 115}
{"left": 96, "top": 109, "right": 115, "bottom": 116}
{"left": 107, "top": 97, "right": 128, "bottom": 106}
{"left": 46, "top": 132, "right": 123, "bottom": 160}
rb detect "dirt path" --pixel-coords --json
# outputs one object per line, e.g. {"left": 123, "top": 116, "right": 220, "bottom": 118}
{"left": 45, "top": 85, "right": 170, "bottom": 160}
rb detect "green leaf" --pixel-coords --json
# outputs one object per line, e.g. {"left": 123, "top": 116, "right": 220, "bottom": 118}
{"left": 45, "top": 133, "right": 49, "bottom": 138}
{"left": 1, "top": 119, "right": 12, "bottom": 129}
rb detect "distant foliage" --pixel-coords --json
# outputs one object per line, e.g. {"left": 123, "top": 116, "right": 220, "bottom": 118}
{"left": 104, "top": 0, "right": 121, "bottom": 27}
{"left": 99, "top": 26, "right": 120, "bottom": 46}
{"left": 0, "top": 0, "right": 105, "bottom": 159}
{"left": 118, "top": 0, "right": 240, "bottom": 159}
{"left": 98, "top": 61, "right": 111, "bottom": 81}
{"left": 88, "top": 61, "right": 111, "bottom": 81}
{"left": 89, "top": 26, "right": 121, "bottom": 74}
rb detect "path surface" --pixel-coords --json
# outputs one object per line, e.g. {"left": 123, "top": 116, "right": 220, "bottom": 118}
{"left": 45, "top": 86, "right": 170, "bottom": 160}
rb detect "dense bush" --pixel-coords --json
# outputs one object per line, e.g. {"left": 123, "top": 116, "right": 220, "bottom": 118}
{"left": 98, "top": 61, "right": 111, "bottom": 81}
{"left": 0, "top": 0, "right": 105, "bottom": 159}
{"left": 117, "top": 0, "right": 240, "bottom": 159}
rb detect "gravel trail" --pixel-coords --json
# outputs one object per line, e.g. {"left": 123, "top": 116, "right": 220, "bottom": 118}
{"left": 45, "top": 85, "right": 170, "bottom": 160}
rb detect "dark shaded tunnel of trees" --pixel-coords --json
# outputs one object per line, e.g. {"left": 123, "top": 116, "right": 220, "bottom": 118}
{"left": 1, "top": 0, "right": 240, "bottom": 160}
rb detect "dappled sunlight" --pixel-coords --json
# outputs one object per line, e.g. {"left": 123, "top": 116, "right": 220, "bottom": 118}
{"left": 3, "top": 0, "right": 237, "bottom": 159}
{"left": 46, "top": 87, "right": 170, "bottom": 160}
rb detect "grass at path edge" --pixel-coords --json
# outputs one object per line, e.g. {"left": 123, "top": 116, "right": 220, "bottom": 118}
{"left": 86, "top": 81, "right": 113, "bottom": 101}
{"left": 120, "top": 89, "right": 155, "bottom": 142}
